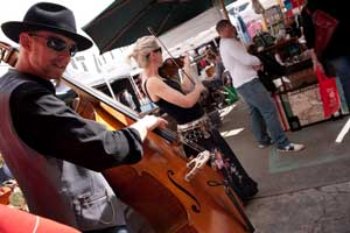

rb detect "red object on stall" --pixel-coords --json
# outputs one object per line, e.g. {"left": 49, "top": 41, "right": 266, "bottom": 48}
{"left": 285, "top": 10, "right": 294, "bottom": 18}
{"left": 291, "top": 0, "right": 304, "bottom": 8}
{"left": 315, "top": 66, "right": 340, "bottom": 118}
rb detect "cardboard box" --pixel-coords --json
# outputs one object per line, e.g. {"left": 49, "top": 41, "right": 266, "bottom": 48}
{"left": 287, "top": 84, "right": 327, "bottom": 126}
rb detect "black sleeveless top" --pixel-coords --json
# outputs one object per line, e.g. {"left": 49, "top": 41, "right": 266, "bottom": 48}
{"left": 144, "top": 78, "right": 204, "bottom": 125}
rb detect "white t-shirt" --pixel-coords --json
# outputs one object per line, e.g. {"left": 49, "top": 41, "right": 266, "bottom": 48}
{"left": 219, "top": 38, "right": 261, "bottom": 88}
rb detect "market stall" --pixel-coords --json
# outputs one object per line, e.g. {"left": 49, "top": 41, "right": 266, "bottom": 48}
{"left": 256, "top": 38, "right": 343, "bottom": 131}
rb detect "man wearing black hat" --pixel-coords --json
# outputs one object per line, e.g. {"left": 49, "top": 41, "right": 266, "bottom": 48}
{"left": 0, "top": 2, "right": 166, "bottom": 233}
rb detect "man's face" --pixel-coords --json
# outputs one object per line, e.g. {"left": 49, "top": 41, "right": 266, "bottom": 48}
{"left": 221, "top": 24, "right": 238, "bottom": 39}
{"left": 25, "top": 31, "right": 77, "bottom": 80}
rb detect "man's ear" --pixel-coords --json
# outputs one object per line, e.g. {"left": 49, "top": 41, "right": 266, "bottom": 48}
{"left": 18, "top": 33, "right": 31, "bottom": 50}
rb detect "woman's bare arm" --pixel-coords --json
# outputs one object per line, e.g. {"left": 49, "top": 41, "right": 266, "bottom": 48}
{"left": 146, "top": 77, "right": 204, "bottom": 108}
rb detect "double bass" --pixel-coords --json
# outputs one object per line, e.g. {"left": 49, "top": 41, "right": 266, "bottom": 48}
{"left": 0, "top": 42, "right": 254, "bottom": 233}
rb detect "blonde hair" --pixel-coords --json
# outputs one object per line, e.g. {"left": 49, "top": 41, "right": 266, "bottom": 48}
{"left": 129, "top": 36, "right": 160, "bottom": 68}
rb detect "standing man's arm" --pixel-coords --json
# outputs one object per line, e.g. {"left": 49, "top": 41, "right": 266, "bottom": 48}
{"left": 225, "top": 40, "right": 261, "bottom": 67}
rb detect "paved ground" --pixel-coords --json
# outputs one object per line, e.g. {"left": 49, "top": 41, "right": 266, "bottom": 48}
{"left": 246, "top": 182, "right": 350, "bottom": 233}
{"left": 219, "top": 100, "right": 350, "bottom": 233}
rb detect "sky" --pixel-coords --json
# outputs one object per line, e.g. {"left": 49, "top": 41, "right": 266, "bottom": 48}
{"left": 0, "top": 0, "right": 113, "bottom": 49}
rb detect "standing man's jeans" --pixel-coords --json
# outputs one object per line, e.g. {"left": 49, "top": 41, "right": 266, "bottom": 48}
{"left": 0, "top": 163, "right": 13, "bottom": 183}
{"left": 327, "top": 55, "right": 350, "bottom": 108}
{"left": 237, "top": 78, "right": 290, "bottom": 148}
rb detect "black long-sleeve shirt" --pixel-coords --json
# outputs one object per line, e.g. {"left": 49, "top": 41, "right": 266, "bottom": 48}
{"left": 7, "top": 70, "right": 143, "bottom": 171}
{"left": 301, "top": 0, "right": 350, "bottom": 59}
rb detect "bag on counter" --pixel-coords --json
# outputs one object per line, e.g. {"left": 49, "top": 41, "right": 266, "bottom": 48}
{"left": 315, "top": 66, "right": 340, "bottom": 118}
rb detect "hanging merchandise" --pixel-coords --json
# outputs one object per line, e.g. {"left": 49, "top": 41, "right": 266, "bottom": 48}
{"left": 285, "top": 9, "right": 294, "bottom": 18}
{"left": 291, "top": 0, "right": 305, "bottom": 9}
{"left": 236, "top": 14, "right": 251, "bottom": 44}
{"left": 247, "top": 21, "right": 264, "bottom": 39}
{"left": 252, "top": 0, "right": 265, "bottom": 14}
{"left": 283, "top": 0, "right": 293, "bottom": 11}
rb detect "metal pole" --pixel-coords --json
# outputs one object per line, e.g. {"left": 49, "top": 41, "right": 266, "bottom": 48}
{"left": 218, "top": 0, "right": 229, "bottom": 19}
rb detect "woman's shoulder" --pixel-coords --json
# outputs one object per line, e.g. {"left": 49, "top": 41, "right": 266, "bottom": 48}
{"left": 145, "top": 76, "right": 165, "bottom": 86}
{"left": 144, "top": 76, "right": 168, "bottom": 93}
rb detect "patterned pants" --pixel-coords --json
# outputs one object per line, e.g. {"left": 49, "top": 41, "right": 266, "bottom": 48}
{"left": 180, "top": 125, "right": 258, "bottom": 202}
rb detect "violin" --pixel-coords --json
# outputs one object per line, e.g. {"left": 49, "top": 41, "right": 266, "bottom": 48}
{"left": 158, "top": 57, "right": 184, "bottom": 80}
{"left": 0, "top": 42, "right": 254, "bottom": 233}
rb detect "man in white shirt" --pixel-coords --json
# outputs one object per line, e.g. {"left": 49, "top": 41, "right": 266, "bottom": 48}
{"left": 216, "top": 20, "right": 305, "bottom": 152}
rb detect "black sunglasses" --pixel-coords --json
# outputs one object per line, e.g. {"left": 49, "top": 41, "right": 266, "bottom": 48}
{"left": 146, "top": 47, "right": 162, "bottom": 58}
{"left": 153, "top": 47, "right": 162, "bottom": 54}
{"left": 28, "top": 33, "right": 78, "bottom": 57}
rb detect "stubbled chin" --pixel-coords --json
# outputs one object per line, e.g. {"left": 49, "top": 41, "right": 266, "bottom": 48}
{"left": 51, "top": 65, "right": 67, "bottom": 78}
{"left": 47, "top": 70, "right": 64, "bottom": 80}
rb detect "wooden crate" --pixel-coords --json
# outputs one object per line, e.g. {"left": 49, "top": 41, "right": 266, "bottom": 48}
{"left": 285, "top": 68, "right": 317, "bottom": 90}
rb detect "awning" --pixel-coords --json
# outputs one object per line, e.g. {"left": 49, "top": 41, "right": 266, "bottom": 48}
{"left": 83, "top": 0, "right": 235, "bottom": 54}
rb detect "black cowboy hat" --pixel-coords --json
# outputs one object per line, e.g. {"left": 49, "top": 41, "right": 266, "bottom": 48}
{"left": 1, "top": 2, "right": 92, "bottom": 51}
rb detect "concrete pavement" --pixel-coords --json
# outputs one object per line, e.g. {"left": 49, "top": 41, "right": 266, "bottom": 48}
{"left": 246, "top": 181, "right": 350, "bottom": 233}
{"left": 218, "top": 100, "right": 350, "bottom": 233}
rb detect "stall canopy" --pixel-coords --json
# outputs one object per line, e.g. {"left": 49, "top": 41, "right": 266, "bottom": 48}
{"left": 161, "top": 7, "right": 222, "bottom": 54}
{"left": 83, "top": 0, "right": 235, "bottom": 54}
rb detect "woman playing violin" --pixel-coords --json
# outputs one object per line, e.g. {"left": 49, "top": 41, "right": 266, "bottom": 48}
{"left": 129, "top": 36, "right": 258, "bottom": 203}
